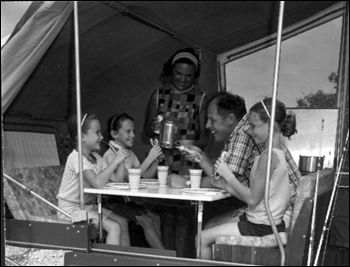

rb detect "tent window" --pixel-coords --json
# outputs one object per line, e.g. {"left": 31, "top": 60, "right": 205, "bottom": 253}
{"left": 219, "top": 1, "right": 348, "bottom": 164}
{"left": 222, "top": 16, "right": 343, "bottom": 109}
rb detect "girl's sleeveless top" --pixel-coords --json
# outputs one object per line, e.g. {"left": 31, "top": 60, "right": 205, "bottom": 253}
{"left": 245, "top": 148, "right": 290, "bottom": 225}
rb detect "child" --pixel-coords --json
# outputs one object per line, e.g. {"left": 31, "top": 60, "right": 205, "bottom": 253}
{"left": 57, "top": 113, "right": 130, "bottom": 246}
{"left": 103, "top": 113, "right": 165, "bottom": 249}
{"left": 199, "top": 98, "right": 297, "bottom": 260}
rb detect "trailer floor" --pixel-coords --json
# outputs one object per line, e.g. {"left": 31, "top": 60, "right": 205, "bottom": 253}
{"left": 5, "top": 244, "right": 349, "bottom": 266}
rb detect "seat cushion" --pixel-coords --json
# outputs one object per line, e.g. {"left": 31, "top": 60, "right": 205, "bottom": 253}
{"left": 4, "top": 165, "right": 65, "bottom": 221}
{"left": 215, "top": 232, "right": 287, "bottom": 247}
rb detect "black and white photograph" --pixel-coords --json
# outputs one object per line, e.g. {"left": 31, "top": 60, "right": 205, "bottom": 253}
{"left": 2, "top": 1, "right": 349, "bottom": 266}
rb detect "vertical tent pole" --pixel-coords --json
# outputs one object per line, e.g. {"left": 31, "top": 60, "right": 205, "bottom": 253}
{"left": 264, "top": 1, "right": 286, "bottom": 266}
{"left": 1, "top": 114, "right": 5, "bottom": 266}
{"left": 73, "top": 1, "right": 85, "bottom": 210}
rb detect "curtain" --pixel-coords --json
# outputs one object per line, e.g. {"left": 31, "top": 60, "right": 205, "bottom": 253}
{"left": 3, "top": 131, "right": 60, "bottom": 171}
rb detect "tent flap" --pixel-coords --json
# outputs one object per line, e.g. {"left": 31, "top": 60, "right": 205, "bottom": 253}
{"left": 1, "top": 1, "right": 72, "bottom": 113}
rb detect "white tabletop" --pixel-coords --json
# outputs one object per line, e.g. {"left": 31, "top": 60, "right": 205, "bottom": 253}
{"left": 84, "top": 185, "right": 230, "bottom": 202}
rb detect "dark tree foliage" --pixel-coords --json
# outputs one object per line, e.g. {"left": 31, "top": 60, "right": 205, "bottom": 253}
{"left": 296, "top": 72, "right": 338, "bottom": 108}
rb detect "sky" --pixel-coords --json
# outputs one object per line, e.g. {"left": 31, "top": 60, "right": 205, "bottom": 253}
{"left": 225, "top": 17, "right": 342, "bottom": 109}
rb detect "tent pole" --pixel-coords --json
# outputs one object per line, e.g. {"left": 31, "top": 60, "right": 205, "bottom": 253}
{"left": 73, "top": 1, "right": 85, "bottom": 210}
{"left": 3, "top": 173, "right": 72, "bottom": 219}
{"left": 314, "top": 129, "right": 349, "bottom": 266}
{"left": 1, "top": 114, "right": 5, "bottom": 266}
{"left": 307, "top": 120, "right": 324, "bottom": 265}
{"left": 264, "top": 1, "right": 286, "bottom": 266}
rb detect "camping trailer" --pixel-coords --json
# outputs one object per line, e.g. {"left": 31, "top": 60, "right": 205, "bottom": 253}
{"left": 2, "top": 1, "right": 349, "bottom": 265}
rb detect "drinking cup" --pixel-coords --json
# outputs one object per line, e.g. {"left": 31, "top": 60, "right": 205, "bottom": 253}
{"left": 157, "top": 166, "right": 169, "bottom": 187}
{"left": 128, "top": 168, "right": 141, "bottom": 191}
{"left": 189, "top": 169, "right": 202, "bottom": 188}
{"left": 158, "top": 186, "right": 167, "bottom": 194}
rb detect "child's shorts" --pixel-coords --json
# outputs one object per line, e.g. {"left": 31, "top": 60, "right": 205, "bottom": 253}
{"left": 237, "top": 213, "right": 285, "bottom": 236}
{"left": 103, "top": 196, "right": 148, "bottom": 224}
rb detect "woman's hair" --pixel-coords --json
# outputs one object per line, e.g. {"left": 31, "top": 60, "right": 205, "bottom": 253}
{"left": 107, "top": 113, "right": 134, "bottom": 140}
{"left": 66, "top": 113, "right": 99, "bottom": 149}
{"left": 250, "top": 98, "right": 297, "bottom": 139}
{"left": 209, "top": 92, "right": 247, "bottom": 121}
{"left": 159, "top": 47, "right": 201, "bottom": 83}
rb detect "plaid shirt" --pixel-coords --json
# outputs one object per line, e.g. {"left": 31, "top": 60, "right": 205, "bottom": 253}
{"left": 223, "top": 114, "right": 301, "bottom": 214}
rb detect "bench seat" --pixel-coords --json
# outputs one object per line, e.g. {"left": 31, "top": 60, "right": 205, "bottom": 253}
{"left": 213, "top": 168, "right": 335, "bottom": 265}
{"left": 4, "top": 165, "right": 65, "bottom": 222}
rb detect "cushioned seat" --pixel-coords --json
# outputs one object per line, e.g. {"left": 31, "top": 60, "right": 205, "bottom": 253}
{"left": 213, "top": 168, "right": 335, "bottom": 265}
{"left": 4, "top": 165, "right": 65, "bottom": 222}
{"left": 216, "top": 232, "right": 287, "bottom": 247}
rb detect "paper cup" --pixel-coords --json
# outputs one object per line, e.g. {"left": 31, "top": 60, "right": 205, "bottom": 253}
{"left": 157, "top": 166, "right": 169, "bottom": 187}
{"left": 158, "top": 186, "right": 167, "bottom": 194}
{"left": 189, "top": 169, "right": 202, "bottom": 188}
{"left": 128, "top": 168, "right": 141, "bottom": 191}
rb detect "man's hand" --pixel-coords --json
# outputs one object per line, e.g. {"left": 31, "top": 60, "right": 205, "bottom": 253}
{"left": 182, "top": 145, "right": 203, "bottom": 162}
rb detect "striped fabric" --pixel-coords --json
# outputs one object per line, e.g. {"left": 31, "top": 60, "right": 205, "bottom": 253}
{"left": 3, "top": 131, "right": 60, "bottom": 170}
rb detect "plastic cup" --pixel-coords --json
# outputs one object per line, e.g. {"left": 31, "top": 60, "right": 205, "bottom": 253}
{"left": 157, "top": 166, "right": 169, "bottom": 187}
{"left": 128, "top": 168, "right": 141, "bottom": 191}
{"left": 189, "top": 169, "right": 202, "bottom": 188}
{"left": 158, "top": 186, "right": 167, "bottom": 194}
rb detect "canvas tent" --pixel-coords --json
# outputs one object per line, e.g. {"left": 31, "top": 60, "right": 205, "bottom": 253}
{"left": 2, "top": 1, "right": 347, "bottom": 161}
{"left": 2, "top": 1, "right": 349, "bottom": 264}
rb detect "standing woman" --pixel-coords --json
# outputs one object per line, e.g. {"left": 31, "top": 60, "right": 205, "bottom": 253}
{"left": 144, "top": 47, "right": 209, "bottom": 169}
{"left": 143, "top": 48, "right": 209, "bottom": 257}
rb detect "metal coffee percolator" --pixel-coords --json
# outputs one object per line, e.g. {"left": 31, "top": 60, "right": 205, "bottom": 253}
{"left": 159, "top": 117, "right": 178, "bottom": 149}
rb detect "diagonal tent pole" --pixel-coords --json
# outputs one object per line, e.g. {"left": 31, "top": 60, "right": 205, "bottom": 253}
{"left": 5, "top": 257, "right": 20, "bottom": 266}
{"left": 104, "top": 1, "right": 215, "bottom": 56}
{"left": 307, "top": 119, "right": 324, "bottom": 265}
{"left": 3, "top": 173, "right": 72, "bottom": 219}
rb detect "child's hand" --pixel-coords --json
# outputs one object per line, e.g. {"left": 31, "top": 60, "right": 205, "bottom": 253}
{"left": 149, "top": 144, "right": 163, "bottom": 162}
{"left": 214, "top": 158, "right": 232, "bottom": 181}
{"left": 114, "top": 148, "right": 129, "bottom": 164}
{"left": 211, "top": 176, "right": 227, "bottom": 190}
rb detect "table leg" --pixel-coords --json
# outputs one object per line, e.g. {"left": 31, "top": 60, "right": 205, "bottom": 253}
{"left": 196, "top": 201, "right": 204, "bottom": 259}
{"left": 97, "top": 194, "right": 103, "bottom": 243}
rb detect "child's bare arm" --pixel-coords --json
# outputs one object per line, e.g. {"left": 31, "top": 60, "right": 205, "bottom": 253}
{"left": 85, "top": 149, "right": 128, "bottom": 188}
